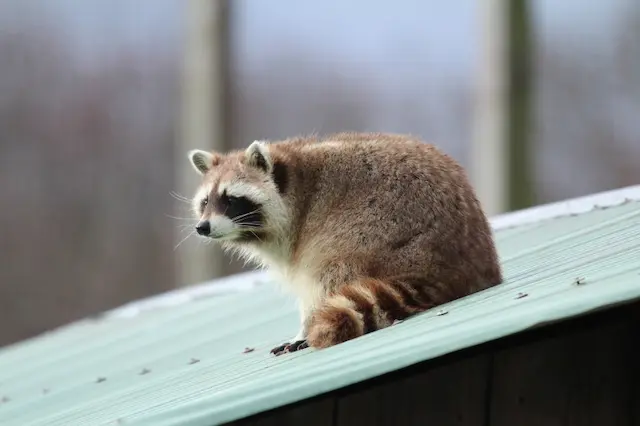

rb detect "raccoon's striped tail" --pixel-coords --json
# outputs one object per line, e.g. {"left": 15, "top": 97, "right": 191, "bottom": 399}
{"left": 307, "top": 275, "right": 459, "bottom": 349}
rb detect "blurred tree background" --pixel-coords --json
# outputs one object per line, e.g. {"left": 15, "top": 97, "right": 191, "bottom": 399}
{"left": 0, "top": 0, "right": 638, "bottom": 346}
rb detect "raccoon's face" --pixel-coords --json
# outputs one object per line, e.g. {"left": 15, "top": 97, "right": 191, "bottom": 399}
{"left": 187, "top": 141, "right": 287, "bottom": 244}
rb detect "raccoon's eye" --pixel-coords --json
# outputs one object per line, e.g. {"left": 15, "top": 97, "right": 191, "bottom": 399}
{"left": 200, "top": 197, "right": 208, "bottom": 210}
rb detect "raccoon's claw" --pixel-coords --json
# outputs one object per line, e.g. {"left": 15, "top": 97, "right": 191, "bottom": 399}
{"left": 270, "top": 339, "right": 309, "bottom": 356}
{"left": 270, "top": 343, "right": 290, "bottom": 356}
{"left": 288, "top": 339, "right": 309, "bottom": 352}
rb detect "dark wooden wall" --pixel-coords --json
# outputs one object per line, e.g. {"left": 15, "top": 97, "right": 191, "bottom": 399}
{"left": 229, "top": 301, "right": 639, "bottom": 426}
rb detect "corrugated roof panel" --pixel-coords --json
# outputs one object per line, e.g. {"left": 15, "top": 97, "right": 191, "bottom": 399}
{"left": 0, "top": 196, "right": 639, "bottom": 426}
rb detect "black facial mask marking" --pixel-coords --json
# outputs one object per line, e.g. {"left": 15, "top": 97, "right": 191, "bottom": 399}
{"left": 215, "top": 190, "right": 263, "bottom": 227}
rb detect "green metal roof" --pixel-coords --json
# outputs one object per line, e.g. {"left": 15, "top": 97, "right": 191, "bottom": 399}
{"left": 1, "top": 187, "right": 639, "bottom": 426}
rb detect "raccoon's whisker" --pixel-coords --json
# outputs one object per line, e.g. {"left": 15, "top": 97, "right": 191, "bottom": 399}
{"left": 247, "top": 230, "right": 263, "bottom": 243}
{"left": 232, "top": 209, "right": 262, "bottom": 222}
{"left": 234, "top": 222, "right": 263, "bottom": 228}
{"left": 171, "top": 199, "right": 190, "bottom": 205}
{"left": 174, "top": 231, "right": 195, "bottom": 251}
{"left": 234, "top": 220, "right": 261, "bottom": 225}
{"left": 170, "top": 191, "right": 192, "bottom": 203}
{"left": 170, "top": 190, "right": 190, "bottom": 200}
{"left": 166, "top": 213, "right": 198, "bottom": 221}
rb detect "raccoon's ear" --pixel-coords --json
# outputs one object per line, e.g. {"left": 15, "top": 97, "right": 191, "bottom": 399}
{"left": 245, "top": 140, "right": 273, "bottom": 173}
{"left": 188, "top": 149, "right": 219, "bottom": 175}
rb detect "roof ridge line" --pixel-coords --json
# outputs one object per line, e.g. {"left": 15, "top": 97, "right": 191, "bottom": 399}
{"left": 491, "top": 184, "right": 640, "bottom": 230}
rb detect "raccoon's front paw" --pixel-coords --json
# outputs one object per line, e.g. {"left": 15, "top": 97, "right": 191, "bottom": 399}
{"left": 270, "top": 342, "right": 290, "bottom": 356}
{"left": 270, "top": 339, "right": 309, "bottom": 356}
{"left": 287, "top": 339, "right": 309, "bottom": 352}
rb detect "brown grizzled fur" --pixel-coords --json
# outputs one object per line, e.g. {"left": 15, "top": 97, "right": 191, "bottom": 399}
{"left": 187, "top": 132, "right": 503, "bottom": 355}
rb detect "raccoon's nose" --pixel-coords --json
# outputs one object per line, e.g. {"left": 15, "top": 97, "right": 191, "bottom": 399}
{"left": 195, "top": 220, "right": 211, "bottom": 236}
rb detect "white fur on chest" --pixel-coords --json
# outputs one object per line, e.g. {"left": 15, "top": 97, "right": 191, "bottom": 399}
{"left": 272, "top": 264, "right": 324, "bottom": 308}
{"left": 242, "top": 241, "right": 327, "bottom": 311}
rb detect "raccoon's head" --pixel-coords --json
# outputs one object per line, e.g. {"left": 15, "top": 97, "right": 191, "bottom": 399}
{"left": 187, "top": 141, "right": 289, "bottom": 245}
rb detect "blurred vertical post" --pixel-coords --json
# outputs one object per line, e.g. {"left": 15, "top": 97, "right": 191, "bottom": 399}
{"left": 177, "top": 0, "right": 230, "bottom": 286}
{"left": 507, "top": 0, "right": 535, "bottom": 210}
{"left": 471, "top": 0, "right": 507, "bottom": 216}
{"left": 471, "top": 0, "right": 534, "bottom": 215}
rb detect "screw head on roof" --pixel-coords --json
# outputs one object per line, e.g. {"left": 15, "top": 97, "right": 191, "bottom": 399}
{"left": 515, "top": 292, "right": 528, "bottom": 299}
{"left": 95, "top": 377, "right": 107, "bottom": 384}
{"left": 188, "top": 358, "right": 200, "bottom": 365}
{"left": 42, "top": 388, "right": 50, "bottom": 395}
{"left": 436, "top": 309, "right": 449, "bottom": 316}
{"left": 243, "top": 347, "right": 255, "bottom": 354}
{"left": 1, "top": 396, "right": 9, "bottom": 403}
{"left": 139, "top": 368, "right": 151, "bottom": 375}
{"left": 573, "top": 277, "right": 586, "bottom": 286}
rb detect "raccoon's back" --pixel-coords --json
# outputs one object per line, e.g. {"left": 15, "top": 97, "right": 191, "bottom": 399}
{"left": 297, "top": 134, "right": 479, "bottom": 238}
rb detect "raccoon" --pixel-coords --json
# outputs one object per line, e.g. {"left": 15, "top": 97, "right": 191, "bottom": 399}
{"left": 187, "top": 132, "right": 502, "bottom": 355}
